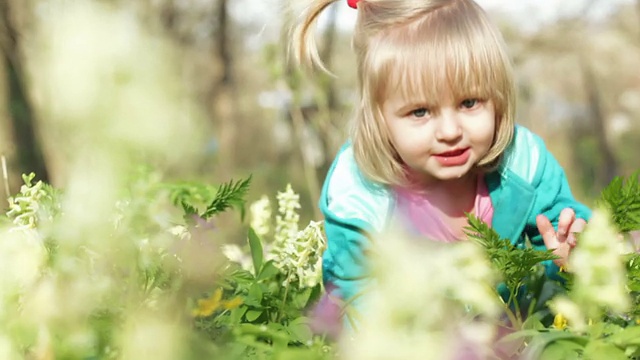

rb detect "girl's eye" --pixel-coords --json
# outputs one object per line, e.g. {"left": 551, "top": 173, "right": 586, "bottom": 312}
{"left": 411, "top": 108, "right": 429, "bottom": 118}
{"left": 460, "top": 99, "right": 480, "bottom": 109}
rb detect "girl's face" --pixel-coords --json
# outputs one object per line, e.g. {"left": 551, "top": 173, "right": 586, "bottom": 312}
{"left": 382, "top": 89, "right": 496, "bottom": 186}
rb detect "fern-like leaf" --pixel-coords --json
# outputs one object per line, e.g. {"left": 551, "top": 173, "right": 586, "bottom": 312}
{"left": 201, "top": 176, "right": 252, "bottom": 220}
{"left": 597, "top": 171, "right": 640, "bottom": 233}
{"left": 465, "top": 215, "right": 557, "bottom": 293}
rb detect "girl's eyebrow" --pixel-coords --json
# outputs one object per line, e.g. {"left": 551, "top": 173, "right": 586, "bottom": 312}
{"left": 396, "top": 102, "right": 431, "bottom": 113}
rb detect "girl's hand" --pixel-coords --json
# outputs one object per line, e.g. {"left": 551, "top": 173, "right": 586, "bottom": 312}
{"left": 536, "top": 208, "right": 587, "bottom": 268}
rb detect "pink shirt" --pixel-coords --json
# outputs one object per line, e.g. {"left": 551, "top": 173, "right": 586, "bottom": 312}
{"left": 394, "top": 177, "right": 494, "bottom": 242}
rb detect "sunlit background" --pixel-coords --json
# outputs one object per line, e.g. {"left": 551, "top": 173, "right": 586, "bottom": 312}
{"left": 1, "top": 0, "right": 639, "bottom": 224}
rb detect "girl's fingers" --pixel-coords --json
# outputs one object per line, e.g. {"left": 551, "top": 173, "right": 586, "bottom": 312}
{"left": 567, "top": 218, "right": 587, "bottom": 247}
{"left": 567, "top": 233, "right": 577, "bottom": 247}
{"left": 536, "top": 214, "right": 557, "bottom": 248}
{"left": 569, "top": 218, "right": 587, "bottom": 234}
{"left": 557, "top": 208, "right": 576, "bottom": 241}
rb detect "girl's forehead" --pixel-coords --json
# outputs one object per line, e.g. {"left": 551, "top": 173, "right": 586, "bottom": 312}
{"left": 380, "top": 58, "right": 493, "bottom": 105}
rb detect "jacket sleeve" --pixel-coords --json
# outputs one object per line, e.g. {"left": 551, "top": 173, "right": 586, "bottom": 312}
{"left": 525, "top": 134, "right": 592, "bottom": 278}
{"left": 322, "top": 214, "right": 373, "bottom": 310}
{"left": 318, "top": 145, "right": 391, "bottom": 322}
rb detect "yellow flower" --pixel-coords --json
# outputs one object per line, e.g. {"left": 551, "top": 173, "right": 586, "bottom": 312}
{"left": 553, "top": 313, "right": 568, "bottom": 330}
{"left": 222, "top": 296, "right": 243, "bottom": 310}
{"left": 192, "top": 288, "right": 223, "bottom": 317}
{"left": 192, "top": 289, "right": 243, "bottom": 317}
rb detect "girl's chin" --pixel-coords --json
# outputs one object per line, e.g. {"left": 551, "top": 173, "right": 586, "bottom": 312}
{"left": 406, "top": 168, "right": 474, "bottom": 186}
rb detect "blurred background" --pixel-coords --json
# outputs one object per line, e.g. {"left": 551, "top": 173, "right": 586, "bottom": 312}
{"left": 0, "top": 0, "right": 639, "bottom": 226}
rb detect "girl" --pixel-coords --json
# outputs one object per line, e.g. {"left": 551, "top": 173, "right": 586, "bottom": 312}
{"left": 292, "top": 0, "right": 591, "bottom": 314}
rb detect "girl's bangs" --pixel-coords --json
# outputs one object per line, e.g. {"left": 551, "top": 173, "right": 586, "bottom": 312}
{"left": 372, "top": 12, "right": 506, "bottom": 107}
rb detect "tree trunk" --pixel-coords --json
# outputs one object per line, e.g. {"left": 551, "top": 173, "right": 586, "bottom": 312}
{"left": 0, "top": 0, "right": 49, "bottom": 183}
{"left": 580, "top": 58, "right": 618, "bottom": 190}
{"left": 281, "top": 0, "right": 322, "bottom": 219}
{"left": 637, "top": 0, "right": 640, "bottom": 42}
{"left": 211, "top": 0, "right": 237, "bottom": 173}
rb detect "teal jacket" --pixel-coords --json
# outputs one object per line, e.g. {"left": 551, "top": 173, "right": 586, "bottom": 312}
{"left": 319, "top": 125, "right": 591, "bottom": 304}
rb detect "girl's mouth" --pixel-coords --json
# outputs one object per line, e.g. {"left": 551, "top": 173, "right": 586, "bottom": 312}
{"left": 433, "top": 147, "right": 471, "bottom": 166}
{"left": 436, "top": 148, "right": 468, "bottom": 157}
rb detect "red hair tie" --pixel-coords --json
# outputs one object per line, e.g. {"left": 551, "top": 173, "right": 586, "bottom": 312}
{"left": 347, "top": 0, "right": 359, "bottom": 9}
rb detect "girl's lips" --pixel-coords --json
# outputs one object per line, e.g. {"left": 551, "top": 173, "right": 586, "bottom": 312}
{"left": 433, "top": 147, "right": 471, "bottom": 166}
{"left": 436, "top": 148, "right": 468, "bottom": 157}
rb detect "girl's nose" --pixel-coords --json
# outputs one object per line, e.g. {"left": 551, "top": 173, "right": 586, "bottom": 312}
{"left": 434, "top": 111, "right": 462, "bottom": 142}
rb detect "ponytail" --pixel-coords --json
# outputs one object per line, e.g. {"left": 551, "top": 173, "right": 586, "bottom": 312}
{"left": 290, "top": 0, "right": 340, "bottom": 73}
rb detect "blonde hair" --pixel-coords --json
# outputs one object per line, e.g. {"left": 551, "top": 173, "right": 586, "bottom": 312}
{"left": 291, "top": 0, "right": 515, "bottom": 186}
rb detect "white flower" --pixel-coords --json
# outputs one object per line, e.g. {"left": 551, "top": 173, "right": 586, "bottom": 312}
{"left": 221, "top": 244, "right": 254, "bottom": 272}
{"left": 0, "top": 228, "right": 46, "bottom": 306}
{"left": 274, "top": 184, "right": 300, "bottom": 246}
{"left": 168, "top": 225, "right": 190, "bottom": 241}
{"left": 250, "top": 195, "right": 272, "bottom": 237}
{"left": 343, "top": 225, "right": 500, "bottom": 359}
{"left": 260, "top": 184, "right": 327, "bottom": 288}
{"left": 569, "top": 209, "right": 629, "bottom": 316}
{"left": 119, "top": 314, "right": 186, "bottom": 360}
{"left": 270, "top": 220, "right": 326, "bottom": 288}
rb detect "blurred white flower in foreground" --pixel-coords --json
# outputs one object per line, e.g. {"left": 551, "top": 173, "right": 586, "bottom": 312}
{"left": 550, "top": 209, "right": 629, "bottom": 331}
{"left": 221, "top": 244, "right": 254, "bottom": 272}
{"left": 3, "top": 1, "right": 211, "bottom": 358}
{"left": 119, "top": 313, "right": 188, "bottom": 360}
{"left": 342, "top": 226, "right": 500, "bottom": 360}
{"left": 0, "top": 229, "right": 46, "bottom": 304}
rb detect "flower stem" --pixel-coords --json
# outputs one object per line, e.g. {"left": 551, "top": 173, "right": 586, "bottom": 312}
{"left": 277, "top": 274, "right": 292, "bottom": 322}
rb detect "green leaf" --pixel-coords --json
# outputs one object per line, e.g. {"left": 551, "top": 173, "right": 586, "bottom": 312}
{"left": 231, "top": 269, "right": 255, "bottom": 283}
{"left": 583, "top": 341, "right": 627, "bottom": 360}
{"left": 201, "top": 176, "right": 252, "bottom": 220}
{"left": 607, "top": 326, "right": 640, "bottom": 347}
{"left": 495, "top": 329, "right": 546, "bottom": 345}
{"left": 465, "top": 214, "right": 557, "bottom": 296}
{"left": 274, "top": 348, "right": 326, "bottom": 360}
{"left": 287, "top": 317, "right": 313, "bottom": 343}
{"left": 538, "top": 340, "right": 582, "bottom": 360}
{"left": 248, "top": 228, "right": 264, "bottom": 276}
{"left": 266, "top": 323, "right": 290, "bottom": 350}
{"left": 626, "top": 345, "right": 640, "bottom": 358}
{"left": 181, "top": 201, "right": 199, "bottom": 224}
{"left": 181, "top": 201, "right": 198, "bottom": 217}
{"left": 258, "top": 261, "right": 281, "bottom": 281}
{"left": 245, "top": 310, "right": 263, "bottom": 322}
{"left": 244, "top": 283, "right": 263, "bottom": 307}
{"left": 236, "top": 323, "right": 290, "bottom": 343}
{"left": 291, "top": 288, "right": 312, "bottom": 309}
{"left": 589, "top": 322, "right": 622, "bottom": 339}
{"left": 520, "top": 331, "right": 587, "bottom": 360}
{"left": 597, "top": 171, "right": 640, "bottom": 233}
{"left": 229, "top": 306, "right": 248, "bottom": 324}
{"left": 522, "top": 314, "right": 547, "bottom": 331}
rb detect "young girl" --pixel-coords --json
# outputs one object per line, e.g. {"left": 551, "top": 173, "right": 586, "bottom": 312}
{"left": 292, "top": 0, "right": 591, "bottom": 314}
